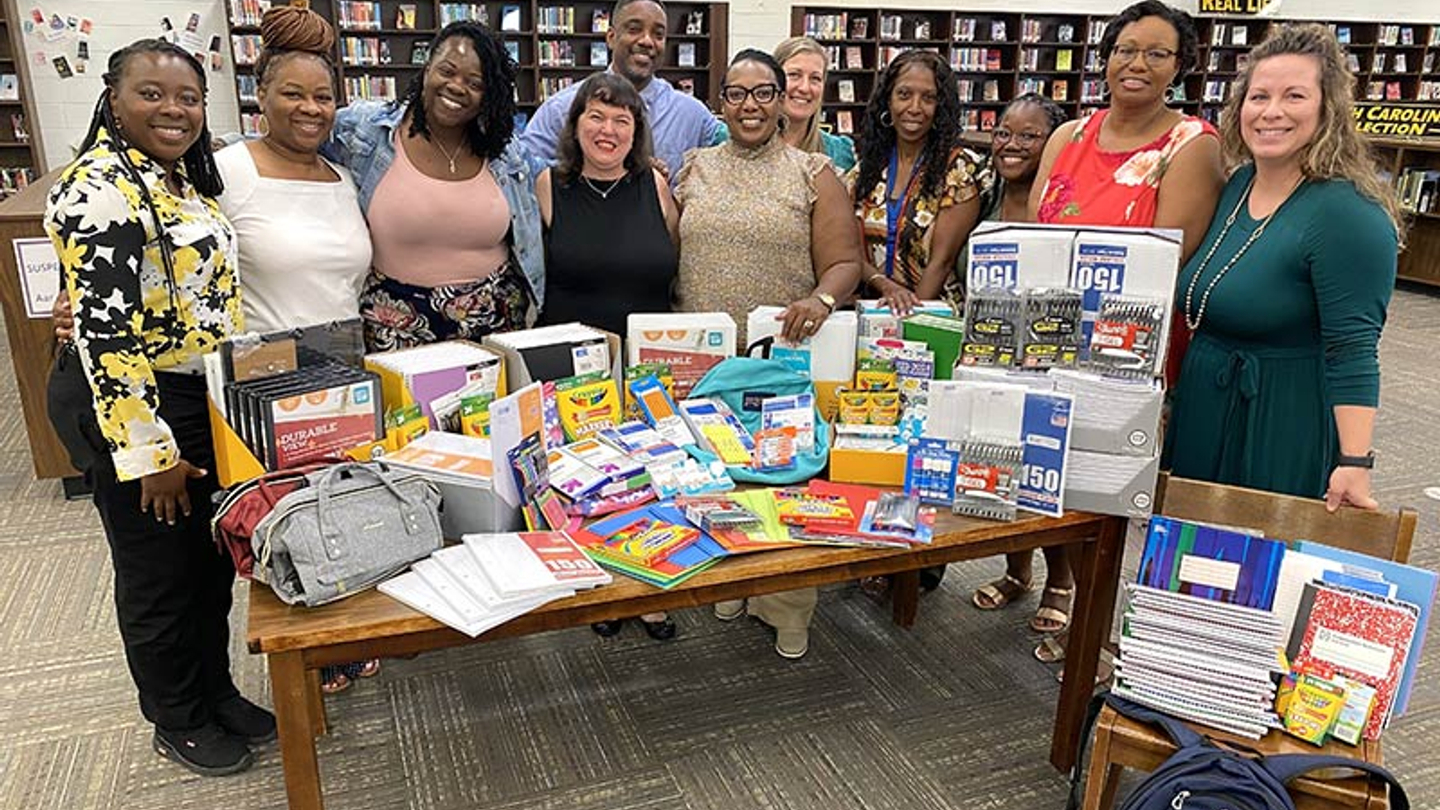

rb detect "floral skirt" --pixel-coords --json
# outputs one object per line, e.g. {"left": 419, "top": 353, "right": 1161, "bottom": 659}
{"left": 359, "top": 260, "right": 531, "bottom": 352}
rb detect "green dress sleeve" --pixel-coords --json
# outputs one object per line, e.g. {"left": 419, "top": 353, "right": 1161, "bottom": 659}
{"left": 1303, "top": 183, "right": 1397, "bottom": 408}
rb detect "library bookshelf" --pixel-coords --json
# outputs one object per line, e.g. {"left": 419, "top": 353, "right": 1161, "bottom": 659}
{"left": 1375, "top": 137, "right": 1440, "bottom": 288}
{"left": 0, "top": 2, "right": 42, "bottom": 199}
{"left": 225, "top": 0, "right": 728, "bottom": 135}
{"left": 791, "top": 7, "right": 1440, "bottom": 139}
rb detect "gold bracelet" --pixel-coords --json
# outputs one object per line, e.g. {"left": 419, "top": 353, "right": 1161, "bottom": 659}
{"left": 866, "top": 273, "right": 887, "bottom": 288}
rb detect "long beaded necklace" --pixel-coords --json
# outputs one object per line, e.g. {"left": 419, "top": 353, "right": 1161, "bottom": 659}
{"left": 1183, "top": 175, "right": 1305, "bottom": 332}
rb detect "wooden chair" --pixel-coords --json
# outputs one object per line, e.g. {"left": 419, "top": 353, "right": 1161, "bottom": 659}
{"left": 1080, "top": 475, "right": 1419, "bottom": 810}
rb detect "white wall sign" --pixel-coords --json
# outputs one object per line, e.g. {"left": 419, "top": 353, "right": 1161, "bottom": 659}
{"left": 13, "top": 237, "right": 60, "bottom": 319}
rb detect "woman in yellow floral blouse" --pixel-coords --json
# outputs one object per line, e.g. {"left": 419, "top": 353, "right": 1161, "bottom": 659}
{"left": 849, "top": 50, "right": 991, "bottom": 312}
{"left": 45, "top": 40, "right": 270, "bottom": 778}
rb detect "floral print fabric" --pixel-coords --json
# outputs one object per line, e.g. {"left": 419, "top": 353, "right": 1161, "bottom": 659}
{"left": 850, "top": 145, "right": 991, "bottom": 301}
{"left": 1036, "top": 109, "right": 1215, "bottom": 226}
{"left": 360, "top": 259, "right": 530, "bottom": 351}
{"left": 45, "top": 127, "right": 241, "bottom": 481}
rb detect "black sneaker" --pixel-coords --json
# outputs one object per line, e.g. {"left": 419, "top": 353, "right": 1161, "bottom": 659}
{"left": 153, "top": 723, "right": 254, "bottom": 777}
{"left": 213, "top": 695, "right": 277, "bottom": 744}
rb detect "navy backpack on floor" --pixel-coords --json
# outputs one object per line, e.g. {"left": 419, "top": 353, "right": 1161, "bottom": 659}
{"left": 1070, "top": 694, "right": 1409, "bottom": 810}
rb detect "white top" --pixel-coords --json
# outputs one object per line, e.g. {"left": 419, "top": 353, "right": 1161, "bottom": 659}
{"left": 215, "top": 142, "right": 372, "bottom": 333}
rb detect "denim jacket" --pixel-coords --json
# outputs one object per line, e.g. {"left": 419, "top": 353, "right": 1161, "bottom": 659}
{"left": 327, "top": 100, "right": 547, "bottom": 308}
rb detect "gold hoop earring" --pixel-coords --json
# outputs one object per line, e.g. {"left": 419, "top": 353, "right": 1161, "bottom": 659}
{"left": 257, "top": 114, "right": 270, "bottom": 136}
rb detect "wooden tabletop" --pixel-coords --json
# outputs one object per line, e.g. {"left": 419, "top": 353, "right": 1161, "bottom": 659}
{"left": 247, "top": 509, "right": 1108, "bottom": 655}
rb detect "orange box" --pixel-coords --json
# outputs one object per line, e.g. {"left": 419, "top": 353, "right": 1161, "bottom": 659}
{"left": 827, "top": 446, "right": 907, "bottom": 487}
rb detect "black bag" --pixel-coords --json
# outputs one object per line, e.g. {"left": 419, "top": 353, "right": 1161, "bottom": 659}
{"left": 1069, "top": 693, "right": 1410, "bottom": 810}
{"left": 46, "top": 343, "right": 102, "bottom": 474}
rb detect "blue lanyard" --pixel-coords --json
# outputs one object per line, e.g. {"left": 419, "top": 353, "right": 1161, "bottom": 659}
{"left": 883, "top": 147, "right": 910, "bottom": 280}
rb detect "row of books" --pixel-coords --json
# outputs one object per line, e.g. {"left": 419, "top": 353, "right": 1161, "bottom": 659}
{"left": 823, "top": 45, "right": 865, "bottom": 71}
{"left": 346, "top": 74, "right": 401, "bottom": 102}
{"left": 232, "top": 34, "right": 261, "bottom": 67}
{"left": 341, "top": 37, "right": 396, "bottom": 67}
{"left": 1374, "top": 24, "right": 1420, "bottom": 47}
{"left": 1365, "top": 81, "right": 1409, "bottom": 102}
{"left": 800, "top": 12, "right": 853, "bottom": 40}
{"left": 1019, "top": 48, "right": 1075, "bottom": 72}
{"left": 1397, "top": 168, "right": 1440, "bottom": 215}
{"left": 440, "top": 4, "right": 488, "bottom": 26}
{"left": 957, "top": 79, "right": 1000, "bottom": 103}
{"left": 949, "top": 48, "right": 1003, "bottom": 73}
{"left": 1018, "top": 19, "right": 1079, "bottom": 44}
{"left": 1209, "top": 22, "right": 1256, "bottom": 48}
{"left": 1016, "top": 77, "right": 1069, "bottom": 102}
{"left": 1115, "top": 516, "right": 1436, "bottom": 743}
{"left": 0, "top": 74, "right": 19, "bottom": 101}
{"left": 337, "top": 1, "right": 384, "bottom": 31}
{"left": 1418, "top": 81, "right": 1440, "bottom": 102}
{"left": 0, "top": 167, "right": 35, "bottom": 199}
{"left": 229, "top": 0, "right": 267, "bottom": 27}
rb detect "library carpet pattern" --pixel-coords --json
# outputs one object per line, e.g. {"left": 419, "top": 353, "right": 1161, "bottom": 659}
{"left": 2, "top": 288, "right": 1438, "bottom": 810}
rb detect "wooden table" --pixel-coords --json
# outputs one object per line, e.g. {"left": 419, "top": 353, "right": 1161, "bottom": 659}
{"left": 247, "top": 509, "right": 1128, "bottom": 810}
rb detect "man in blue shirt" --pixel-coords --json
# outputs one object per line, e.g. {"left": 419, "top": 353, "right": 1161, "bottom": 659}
{"left": 520, "top": 0, "right": 718, "bottom": 182}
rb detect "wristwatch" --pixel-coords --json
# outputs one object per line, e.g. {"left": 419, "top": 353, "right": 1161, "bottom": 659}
{"left": 814, "top": 292, "right": 837, "bottom": 312}
{"left": 1335, "top": 451, "right": 1376, "bottom": 469}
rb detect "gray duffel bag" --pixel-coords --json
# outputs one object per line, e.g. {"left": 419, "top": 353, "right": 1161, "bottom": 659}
{"left": 253, "top": 461, "right": 443, "bottom": 606}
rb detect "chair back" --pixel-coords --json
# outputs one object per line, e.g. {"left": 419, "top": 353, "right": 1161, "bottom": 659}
{"left": 1155, "top": 475, "right": 1417, "bottom": 564}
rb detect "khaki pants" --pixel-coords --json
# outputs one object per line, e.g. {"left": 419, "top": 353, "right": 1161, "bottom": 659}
{"left": 745, "top": 587, "right": 818, "bottom": 631}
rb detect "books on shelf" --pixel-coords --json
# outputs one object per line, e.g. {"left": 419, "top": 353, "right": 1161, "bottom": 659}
{"left": 238, "top": 74, "right": 258, "bottom": 104}
{"left": 845, "top": 45, "right": 864, "bottom": 70}
{"left": 346, "top": 74, "right": 399, "bottom": 101}
{"left": 837, "top": 79, "right": 855, "bottom": 103}
{"left": 12, "top": 112, "right": 30, "bottom": 142}
{"left": 1086, "top": 19, "right": 1105, "bottom": 44}
{"left": 677, "top": 42, "right": 696, "bottom": 67}
{"left": 589, "top": 42, "right": 608, "bottom": 67}
{"left": 802, "top": 12, "right": 848, "bottom": 40}
{"left": 1019, "top": 48, "right": 1039, "bottom": 71}
{"left": 231, "top": 34, "right": 261, "bottom": 66}
{"left": 1020, "top": 18, "right": 1041, "bottom": 43}
{"left": 1334, "top": 25, "right": 1351, "bottom": 44}
{"left": 337, "top": 1, "right": 382, "bottom": 30}
{"left": 990, "top": 20, "right": 1007, "bottom": 42}
{"left": 1057, "top": 23, "right": 1074, "bottom": 43}
{"left": 1055, "top": 49, "right": 1073, "bottom": 71}
{"left": 879, "top": 14, "right": 901, "bottom": 41}
{"left": 953, "top": 17, "right": 976, "bottom": 42}
{"left": 538, "top": 40, "right": 576, "bottom": 67}
{"left": 1211, "top": 22, "right": 1226, "bottom": 46}
{"left": 1203, "top": 80, "right": 1228, "bottom": 103}
{"left": 440, "top": 3, "right": 488, "bottom": 26}
{"left": 1231, "top": 26, "right": 1248, "bottom": 46}
{"left": 539, "top": 76, "right": 576, "bottom": 99}
{"left": 913, "top": 20, "right": 931, "bottom": 40}
{"left": 1051, "top": 80, "right": 1068, "bottom": 102}
{"left": 0, "top": 75, "right": 18, "bottom": 101}
{"left": 341, "top": 37, "right": 393, "bottom": 66}
{"left": 501, "top": 4, "right": 522, "bottom": 32}
{"left": 836, "top": 110, "right": 854, "bottom": 134}
{"left": 850, "top": 17, "right": 868, "bottom": 39}
{"left": 592, "top": 9, "right": 610, "bottom": 32}
{"left": 229, "top": 0, "right": 268, "bottom": 27}
{"left": 396, "top": 4, "right": 417, "bottom": 29}
{"left": 537, "top": 5, "right": 577, "bottom": 33}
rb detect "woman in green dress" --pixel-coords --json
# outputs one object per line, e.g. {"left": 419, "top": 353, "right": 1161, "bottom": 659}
{"left": 1166, "top": 23, "right": 1404, "bottom": 508}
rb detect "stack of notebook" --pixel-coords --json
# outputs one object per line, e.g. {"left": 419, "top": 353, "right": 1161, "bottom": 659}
{"left": 379, "top": 531, "right": 610, "bottom": 636}
{"left": 1114, "top": 516, "right": 1290, "bottom": 738}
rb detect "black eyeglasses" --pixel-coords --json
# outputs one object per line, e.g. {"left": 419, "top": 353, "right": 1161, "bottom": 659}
{"left": 1110, "top": 45, "right": 1178, "bottom": 66}
{"left": 720, "top": 84, "right": 781, "bottom": 105}
{"left": 992, "top": 129, "right": 1046, "bottom": 148}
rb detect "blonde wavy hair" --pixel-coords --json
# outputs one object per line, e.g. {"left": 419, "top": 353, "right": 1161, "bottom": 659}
{"left": 773, "top": 36, "right": 828, "bottom": 155}
{"left": 1220, "top": 23, "right": 1404, "bottom": 238}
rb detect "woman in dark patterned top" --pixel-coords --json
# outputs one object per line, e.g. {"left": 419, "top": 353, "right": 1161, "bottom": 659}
{"left": 44, "top": 40, "right": 270, "bottom": 778}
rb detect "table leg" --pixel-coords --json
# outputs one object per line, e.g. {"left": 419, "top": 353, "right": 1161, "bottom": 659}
{"left": 305, "top": 666, "right": 328, "bottom": 737}
{"left": 1050, "top": 517, "right": 1125, "bottom": 772}
{"left": 891, "top": 570, "right": 920, "bottom": 628}
{"left": 270, "top": 651, "right": 326, "bottom": 810}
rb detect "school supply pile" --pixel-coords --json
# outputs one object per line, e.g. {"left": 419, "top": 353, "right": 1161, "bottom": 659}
{"left": 1113, "top": 516, "right": 1437, "bottom": 744}
{"left": 380, "top": 531, "right": 610, "bottom": 636}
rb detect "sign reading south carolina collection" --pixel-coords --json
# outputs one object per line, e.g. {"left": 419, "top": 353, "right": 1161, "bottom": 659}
{"left": 1353, "top": 104, "right": 1440, "bottom": 139}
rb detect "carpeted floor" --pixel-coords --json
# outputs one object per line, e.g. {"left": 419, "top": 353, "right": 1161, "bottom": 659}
{"left": 1, "top": 287, "right": 1436, "bottom": 810}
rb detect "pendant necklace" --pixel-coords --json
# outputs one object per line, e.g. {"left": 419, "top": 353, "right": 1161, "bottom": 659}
{"left": 432, "top": 133, "right": 465, "bottom": 174}
{"left": 1183, "top": 174, "right": 1304, "bottom": 332}
{"left": 582, "top": 174, "right": 625, "bottom": 199}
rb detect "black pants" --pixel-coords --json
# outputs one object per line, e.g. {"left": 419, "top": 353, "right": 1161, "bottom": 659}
{"left": 55, "top": 362, "right": 238, "bottom": 730}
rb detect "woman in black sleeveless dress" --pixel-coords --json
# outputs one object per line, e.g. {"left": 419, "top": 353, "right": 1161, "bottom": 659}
{"left": 535, "top": 72, "right": 679, "bottom": 639}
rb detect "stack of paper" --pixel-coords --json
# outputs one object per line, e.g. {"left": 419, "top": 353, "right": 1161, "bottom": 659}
{"left": 1114, "top": 516, "right": 1289, "bottom": 738}
{"left": 364, "top": 340, "right": 504, "bottom": 427}
{"left": 379, "top": 531, "right": 610, "bottom": 637}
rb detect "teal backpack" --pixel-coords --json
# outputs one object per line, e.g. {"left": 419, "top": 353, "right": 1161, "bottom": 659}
{"left": 686, "top": 354, "right": 830, "bottom": 485}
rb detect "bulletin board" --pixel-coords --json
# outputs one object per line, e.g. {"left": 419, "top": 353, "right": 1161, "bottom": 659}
{"left": 13, "top": 0, "right": 241, "bottom": 172}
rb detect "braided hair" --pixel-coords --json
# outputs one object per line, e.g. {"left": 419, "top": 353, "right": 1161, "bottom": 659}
{"left": 1001, "top": 93, "right": 1069, "bottom": 137}
{"left": 255, "top": 5, "right": 337, "bottom": 89}
{"left": 395, "top": 21, "right": 517, "bottom": 161}
{"left": 78, "top": 38, "right": 223, "bottom": 199}
{"left": 854, "top": 50, "right": 962, "bottom": 206}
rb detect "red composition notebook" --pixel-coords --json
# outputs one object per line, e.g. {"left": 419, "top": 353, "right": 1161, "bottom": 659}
{"left": 1287, "top": 582, "right": 1419, "bottom": 740}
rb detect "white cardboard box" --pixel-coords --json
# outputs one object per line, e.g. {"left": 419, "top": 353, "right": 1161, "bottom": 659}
{"left": 746, "top": 307, "right": 858, "bottom": 420}
{"left": 1050, "top": 369, "right": 1164, "bottom": 456}
{"left": 626, "top": 312, "right": 737, "bottom": 399}
{"left": 1063, "top": 449, "right": 1160, "bottom": 518}
{"left": 966, "top": 222, "right": 1074, "bottom": 291}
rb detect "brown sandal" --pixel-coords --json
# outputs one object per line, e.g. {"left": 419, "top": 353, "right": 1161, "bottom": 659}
{"left": 1029, "top": 585, "right": 1074, "bottom": 633}
{"left": 971, "top": 574, "right": 1033, "bottom": 610}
